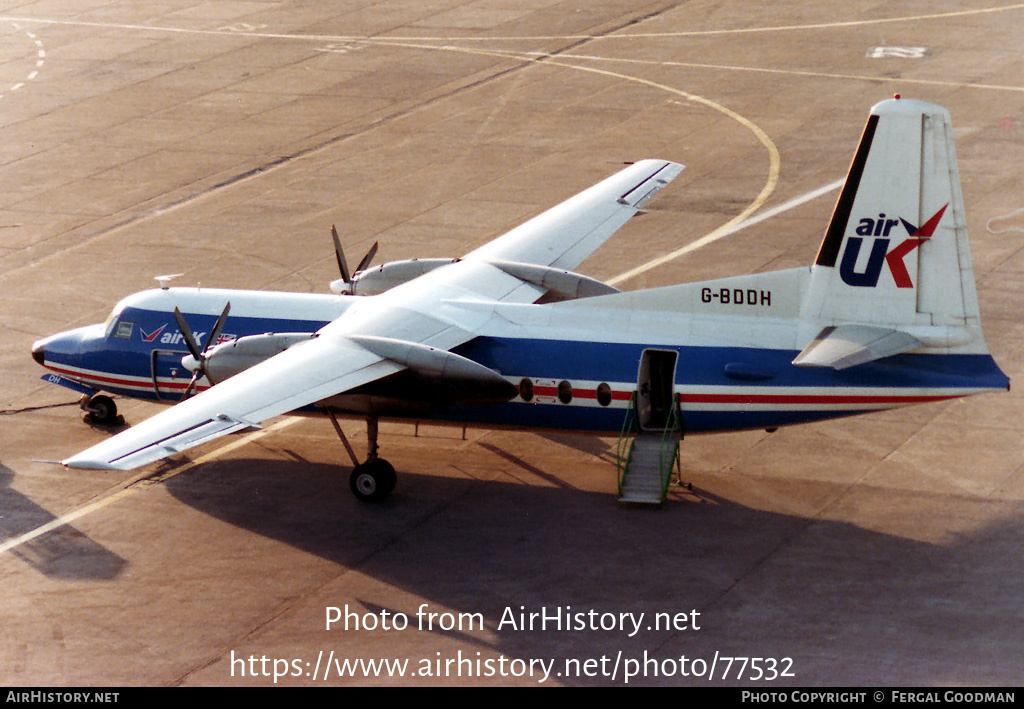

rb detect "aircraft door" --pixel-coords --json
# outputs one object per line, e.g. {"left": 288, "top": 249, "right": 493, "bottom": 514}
{"left": 637, "top": 349, "right": 678, "bottom": 431}
{"left": 151, "top": 350, "right": 191, "bottom": 401}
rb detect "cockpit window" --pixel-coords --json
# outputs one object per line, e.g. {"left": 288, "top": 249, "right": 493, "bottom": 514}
{"left": 114, "top": 320, "right": 134, "bottom": 339}
{"left": 104, "top": 305, "right": 125, "bottom": 337}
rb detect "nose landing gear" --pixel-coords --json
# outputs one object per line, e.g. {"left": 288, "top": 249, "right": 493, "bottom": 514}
{"left": 81, "top": 394, "right": 121, "bottom": 425}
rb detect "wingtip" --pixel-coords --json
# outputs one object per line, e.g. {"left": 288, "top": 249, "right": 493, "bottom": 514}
{"left": 61, "top": 456, "right": 119, "bottom": 470}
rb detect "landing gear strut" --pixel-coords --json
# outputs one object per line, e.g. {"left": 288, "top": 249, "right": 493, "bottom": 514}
{"left": 326, "top": 409, "right": 396, "bottom": 502}
{"left": 81, "top": 393, "right": 120, "bottom": 425}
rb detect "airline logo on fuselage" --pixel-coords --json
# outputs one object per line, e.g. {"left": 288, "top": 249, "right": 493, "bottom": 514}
{"left": 154, "top": 330, "right": 235, "bottom": 347}
{"left": 140, "top": 324, "right": 167, "bottom": 342}
{"left": 839, "top": 204, "right": 948, "bottom": 288}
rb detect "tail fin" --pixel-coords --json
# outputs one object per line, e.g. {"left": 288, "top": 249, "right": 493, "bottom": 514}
{"left": 796, "top": 98, "right": 998, "bottom": 368}
{"left": 803, "top": 98, "right": 980, "bottom": 329}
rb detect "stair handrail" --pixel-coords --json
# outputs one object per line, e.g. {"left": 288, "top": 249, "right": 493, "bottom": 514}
{"left": 616, "top": 391, "right": 638, "bottom": 496}
{"left": 657, "top": 392, "right": 683, "bottom": 499}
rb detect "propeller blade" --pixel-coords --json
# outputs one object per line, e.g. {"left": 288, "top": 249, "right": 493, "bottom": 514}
{"left": 181, "top": 371, "right": 201, "bottom": 401}
{"left": 332, "top": 225, "right": 351, "bottom": 284}
{"left": 354, "top": 241, "right": 378, "bottom": 274}
{"left": 203, "top": 302, "right": 231, "bottom": 353}
{"left": 173, "top": 307, "right": 202, "bottom": 361}
{"left": 175, "top": 302, "right": 230, "bottom": 398}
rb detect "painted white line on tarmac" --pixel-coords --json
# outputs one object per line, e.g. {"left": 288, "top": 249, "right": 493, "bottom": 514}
{"left": 609, "top": 178, "right": 844, "bottom": 285}
{"left": 0, "top": 416, "right": 303, "bottom": 557}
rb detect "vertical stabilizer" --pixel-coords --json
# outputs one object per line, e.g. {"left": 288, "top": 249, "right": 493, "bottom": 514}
{"left": 803, "top": 98, "right": 980, "bottom": 333}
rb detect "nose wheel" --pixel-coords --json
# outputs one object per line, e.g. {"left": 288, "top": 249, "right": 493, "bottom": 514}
{"left": 81, "top": 394, "right": 121, "bottom": 425}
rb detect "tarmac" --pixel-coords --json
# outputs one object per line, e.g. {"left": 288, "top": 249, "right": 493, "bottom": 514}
{"left": 1, "top": 0, "right": 1023, "bottom": 686}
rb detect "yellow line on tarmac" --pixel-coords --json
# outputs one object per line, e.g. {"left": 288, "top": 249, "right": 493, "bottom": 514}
{"left": 371, "top": 39, "right": 782, "bottom": 282}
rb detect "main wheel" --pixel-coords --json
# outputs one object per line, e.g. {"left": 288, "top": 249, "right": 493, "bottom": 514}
{"left": 349, "top": 459, "right": 396, "bottom": 502}
{"left": 84, "top": 394, "right": 118, "bottom": 425}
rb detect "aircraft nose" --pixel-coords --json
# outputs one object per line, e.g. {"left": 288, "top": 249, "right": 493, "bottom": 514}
{"left": 31, "top": 339, "right": 45, "bottom": 365}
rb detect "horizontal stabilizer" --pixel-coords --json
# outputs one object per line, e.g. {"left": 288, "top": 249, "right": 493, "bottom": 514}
{"left": 792, "top": 325, "right": 922, "bottom": 370}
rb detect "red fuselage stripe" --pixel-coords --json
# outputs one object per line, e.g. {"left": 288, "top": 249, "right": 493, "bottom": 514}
{"left": 47, "top": 364, "right": 960, "bottom": 406}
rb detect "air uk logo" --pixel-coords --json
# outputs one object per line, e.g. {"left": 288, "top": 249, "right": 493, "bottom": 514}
{"left": 839, "top": 204, "right": 948, "bottom": 287}
{"left": 157, "top": 330, "right": 236, "bottom": 346}
{"left": 140, "top": 324, "right": 167, "bottom": 342}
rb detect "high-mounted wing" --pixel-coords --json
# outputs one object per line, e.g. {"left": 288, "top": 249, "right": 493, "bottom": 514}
{"left": 464, "top": 159, "right": 682, "bottom": 271}
{"left": 62, "top": 160, "right": 681, "bottom": 471}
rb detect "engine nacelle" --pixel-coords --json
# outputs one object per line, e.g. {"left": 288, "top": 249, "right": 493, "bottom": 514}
{"left": 197, "top": 332, "right": 317, "bottom": 383}
{"left": 330, "top": 258, "right": 457, "bottom": 295}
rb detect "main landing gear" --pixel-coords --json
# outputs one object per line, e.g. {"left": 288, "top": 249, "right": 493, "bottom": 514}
{"left": 326, "top": 409, "right": 396, "bottom": 502}
{"left": 80, "top": 393, "right": 121, "bottom": 425}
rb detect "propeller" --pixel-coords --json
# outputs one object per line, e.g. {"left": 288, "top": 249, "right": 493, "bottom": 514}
{"left": 174, "top": 301, "right": 231, "bottom": 400}
{"left": 331, "top": 224, "right": 378, "bottom": 294}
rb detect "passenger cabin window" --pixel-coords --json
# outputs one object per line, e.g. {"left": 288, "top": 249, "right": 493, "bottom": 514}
{"left": 114, "top": 321, "right": 134, "bottom": 339}
{"left": 557, "top": 380, "right": 573, "bottom": 404}
{"left": 518, "top": 378, "right": 534, "bottom": 402}
{"left": 596, "top": 383, "right": 612, "bottom": 406}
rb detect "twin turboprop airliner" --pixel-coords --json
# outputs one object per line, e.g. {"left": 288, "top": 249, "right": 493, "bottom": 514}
{"left": 32, "top": 98, "right": 1009, "bottom": 504}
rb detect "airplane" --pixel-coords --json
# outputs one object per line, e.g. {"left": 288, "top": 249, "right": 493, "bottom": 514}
{"left": 31, "top": 97, "right": 1009, "bottom": 504}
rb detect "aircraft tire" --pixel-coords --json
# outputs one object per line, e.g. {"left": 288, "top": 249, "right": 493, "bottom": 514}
{"left": 85, "top": 395, "right": 118, "bottom": 425}
{"left": 349, "top": 459, "right": 396, "bottom": 502}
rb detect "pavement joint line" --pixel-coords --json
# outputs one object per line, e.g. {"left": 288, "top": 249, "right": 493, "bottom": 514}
{"left": 0, "top": 417, "right": 302, "bottom": 557}
{"left": 0, "top": 5, "right": 717, "bottom": 281}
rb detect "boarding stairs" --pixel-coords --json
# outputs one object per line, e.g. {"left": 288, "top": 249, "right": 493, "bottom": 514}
{"left": 616, "top": 393, "right": 683, "bottom": 505}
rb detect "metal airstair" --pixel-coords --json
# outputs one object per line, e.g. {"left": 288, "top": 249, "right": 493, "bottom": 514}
{"left": 616, "top": 392, "right": 683, "bottom": 505}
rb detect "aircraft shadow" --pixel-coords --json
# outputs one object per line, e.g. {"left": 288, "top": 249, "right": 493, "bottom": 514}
{"left": 161, "top": 456, "right": 1024, "bottom": 685}
{"left": 0, "top": 462, "right": 127, "bottom": 581}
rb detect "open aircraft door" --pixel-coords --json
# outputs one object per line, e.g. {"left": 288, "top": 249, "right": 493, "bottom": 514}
{"left": 151, "top": 349, "right": 190, "bottom": 401}
{"left": 636, "top": 348, "right": 678, "bottom": 432}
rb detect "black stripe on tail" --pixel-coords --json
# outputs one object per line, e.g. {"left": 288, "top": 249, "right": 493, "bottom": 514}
{"left": 815, "top": 114, "right": 879, "bottom": 267}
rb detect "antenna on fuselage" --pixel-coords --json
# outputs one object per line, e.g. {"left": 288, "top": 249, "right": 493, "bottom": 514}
{"left": 155, "top": 273, "right": 184, "bottom": 290}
